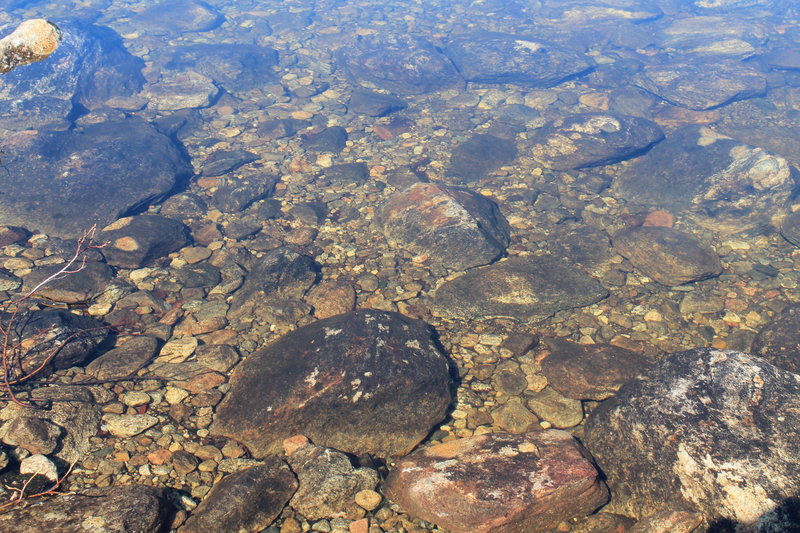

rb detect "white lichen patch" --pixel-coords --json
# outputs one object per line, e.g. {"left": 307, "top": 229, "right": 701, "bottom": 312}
{"left": 323, "top": 327, "right": 342, "bottom": 337}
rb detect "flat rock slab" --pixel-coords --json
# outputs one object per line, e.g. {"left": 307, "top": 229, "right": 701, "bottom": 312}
{"left": 612, "top": 226, "right": 722, "bottom": 286}
{"left": 447, "top": 134, "right": 518, "bottom": 182}
{"left": 210, "top": 309, "right": 452, "bottom": 458}
{"left": 339, "top": 35, "right": 463, "bottom": 95}
{"left": 541, "top": 338, "right": 652, "bottom": 400}
{"left": 656, "top": 16, "right": 767, "bottom": 58}
{"left": 0, "top": 484, "right": 170, "bottom": 533}
{"left": 99, "top": 215, "right": 190, "bottom": 269}
{"left": 348, "top": 90, "right": 407, "bottom": 117}
{"left": 528, "top": 113, "right": 664, "bottom": 170}
{"left": 22, "top": 261, "right": 113, "bottom": 304}
{"left": 180, "top": 457, "right": 297, "bottom": 533}
{"left": 0, "top": 119, "right": 192, "bottom": 238}
{"left": 133, "top": 0, "right": 224, "bottom": 34}
{"left": 375, "top": 182, "right": 510, "bottom": 273}
{"left": 384, "top": 431, "right": 609, "bottom": 533}
{"left": 584, "top": 348, "right": 800, "bottom": 529}
{"left": 613, "top": 126, "right": 796, "bottom": 234}
{"left": 432, "top": 256, "right": 608, "bottom": 322}
{"left": 444, "top": 33, "right": 593, "bottom": 87}
{"left": 634, "top": 60, "right": 766, "bottom": 110}
{"left": 0, "top": 21, "right": 144, "bottom": 130}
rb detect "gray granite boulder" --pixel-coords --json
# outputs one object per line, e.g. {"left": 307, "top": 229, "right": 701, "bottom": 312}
{"left": 375, "top": 182, "right": 510, "bottom": 273}
{"left": 210, "top": 309, "right": 452, "bottom": 458}
{"left": 584, "top": 348, "right": 800, "bottom": 529}
{"left": 528, "top": 112, "right": 664, "bottom": 170}
{"left": 432, "top": 256, "right": 608, "bottom": 322}
{"left": 447, "top": 134, "right": 518, "bottom": 182}
{"left": 384, "top": 431, "right": 609, "bottom": 533}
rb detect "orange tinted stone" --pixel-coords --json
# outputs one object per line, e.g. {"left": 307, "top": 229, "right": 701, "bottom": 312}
{"left": 147, "top": 449, "right": 173, "bottom": 465}
{"left": 642, "top": 210, "right": 675, "bottom": 228}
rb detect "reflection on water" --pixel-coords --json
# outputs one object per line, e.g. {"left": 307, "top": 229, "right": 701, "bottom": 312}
{"left": 0, "top": 0, "right": 799, "bottom": 531}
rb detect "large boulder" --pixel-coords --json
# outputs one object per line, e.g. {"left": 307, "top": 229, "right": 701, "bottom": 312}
{"left": 0, "top": 484, "right": 171, "bottom": 533}
{"left": 384, "top": 431, "right": 609, "bottom": 533}
{"left": 584, "top": 348, "right": 800, "bottom": 530}
{"left": 432, "top": 256, "right": 608, "bottom": 322}
{"left": 612, "top": 226, "right": 722, "bottom": 286}
{"left": 0, "top": 118, "right": 192, "bottom": 238}
{"left": 528, "top": 113, "right": 664, "bottom": 170}
{"left": 210, "top": 309, "right": 452, "bottom": 458}
{"left": 444, "top": 32, "right": 593, "bottom": 87}
{"left": 339, "top": 34, "right": 463, "bottom": 95}
{"left": 375, "top": 182, "right": 510, "bottom": 273}
{"left": 613, "top": 126, "right": 797, "bottom": 234}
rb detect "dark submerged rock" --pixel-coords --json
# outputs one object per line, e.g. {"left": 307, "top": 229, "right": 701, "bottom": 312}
{"left": 227, "top": 247, "right": 318, "bottom": 321}
{"left": 584, "top": 348, "right": 800, "bottom": 529}
{"left": 339, "top": 35, "right": 463, "bottom": 95}
{"left": 375, "top": 182, "right": 510, "bottom": 272}
{"left": 541, "top": 338, "right": 651, "bottom": 400}
{"left": 348, "top": 89, "right": 407, "bottom": 117}
{"left": 322, "top": 162, "right": 370, "bottom": 184}
{"left": 86, "top": 336, "right": 161, "bottom": 380}
{"left": 210, "top": 309, "right": 452, "bottom": 458}
{"left": 22, "top": 261, "right": 113, "bottom": 304}
{"left": 528, "top": 112, "right": 664, "bottom": 170}
{"left": 0, "top": 309, "right": 107, "bottom": 381}
{"left": 99, "top": 215, "right": 190, "bottom": 269}
{"left": 612, "top": 226, "right": 722, "bottom": 286}
{"left": 0, "top": 484, "right": 171, "bottom": 533}
{"left": 447, "top": 134, "right": 518, "bottom": 182}
{"left": 211, "top": 177, "right": 277, "bottom": 213}
{"left": 303, "top": 126, "right": 348, "bottom": 153}
{"left": 201, "top": 149, "right": 259, "bottom": 177}
{"left": 384, "top": 431, "right": 609, "bottom": 533}
{"left": 432, "top": 256, "right": 608, "bottom": 322}
{"left": 180, "top": 457, "right": 297, "bottom": 533}
{"left": 444, "top": 32, "right": 593, "bottom": 87}
{"left": 0, "top": 118, "right": 192, "bottom": 239}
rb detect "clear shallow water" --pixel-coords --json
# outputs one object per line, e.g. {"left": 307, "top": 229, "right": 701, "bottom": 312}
{"left": 0, "top": 0, "right": 799, "bottom": 531}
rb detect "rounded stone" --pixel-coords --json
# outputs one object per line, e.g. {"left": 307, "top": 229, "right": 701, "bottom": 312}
{"left": 354, "top": 489, "right": 382, "bottom": 511}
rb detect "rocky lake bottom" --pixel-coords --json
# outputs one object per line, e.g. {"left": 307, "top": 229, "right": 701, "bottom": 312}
{"left": 0, "top": 0, "right": 799, "bottom": 532}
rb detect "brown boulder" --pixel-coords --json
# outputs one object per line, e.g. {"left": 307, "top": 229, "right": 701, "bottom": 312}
{"left": 384, "top": 431, "right": 608, "bottom": 533}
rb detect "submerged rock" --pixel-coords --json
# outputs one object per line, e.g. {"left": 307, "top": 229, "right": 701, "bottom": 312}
{"left": 0, "top": 484, "right": 170, "bottom": 533}
{"left": 752, "top": 305, "right": 800, "bottom": 375}
{"left": 533, "top": 0, "right": 662, "bottom": 26}
{"left": 285, "top": 437, "right": 379, "bottom": 520}
{"left": 180, "top": 457, "right": 297, "bottom": 533}
{"left": 99, "top": 215, "right": 190, "bottom": 269}
{"left": 384, "top": 431, "right": 609, "bottom": 533}
{"left": 612, "top": 226, "right": 722, "bottom": 286}
{"left": 444, "top": 32, "right": 593, "bottom": 87}
{"left": 529, "top": 112, "right": 664, "bottom": 170}
{"left": 613, "top": 126, "right": 796, "bottom": 234}
{"left": 634, "top": 60, "right": 765, "bottom": 110}
{"left": 655, "top": 16, "right": 767, "bottom": 59}
{"left": 133, "top": 0, "right": 224, "bottom": 34}
{"left": 339, "top": 34, "right": 463, "bottom": 95}
{"left": 375, "top": 182, "right": 510, "bottom": 272}
{"left": 0, "top": 118, "right": 192, "bottom": 238}
{"left": 210, "top": 309, "right": 452, "bottom": 458}
{"left": 584, "top": 348, "right": 800, "bottom": 529}
{"left": 447, "top": 134, "right": 518, "bottom": 182}
{"left": 432, "top": 256, "right": 608, "bottom": 322}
